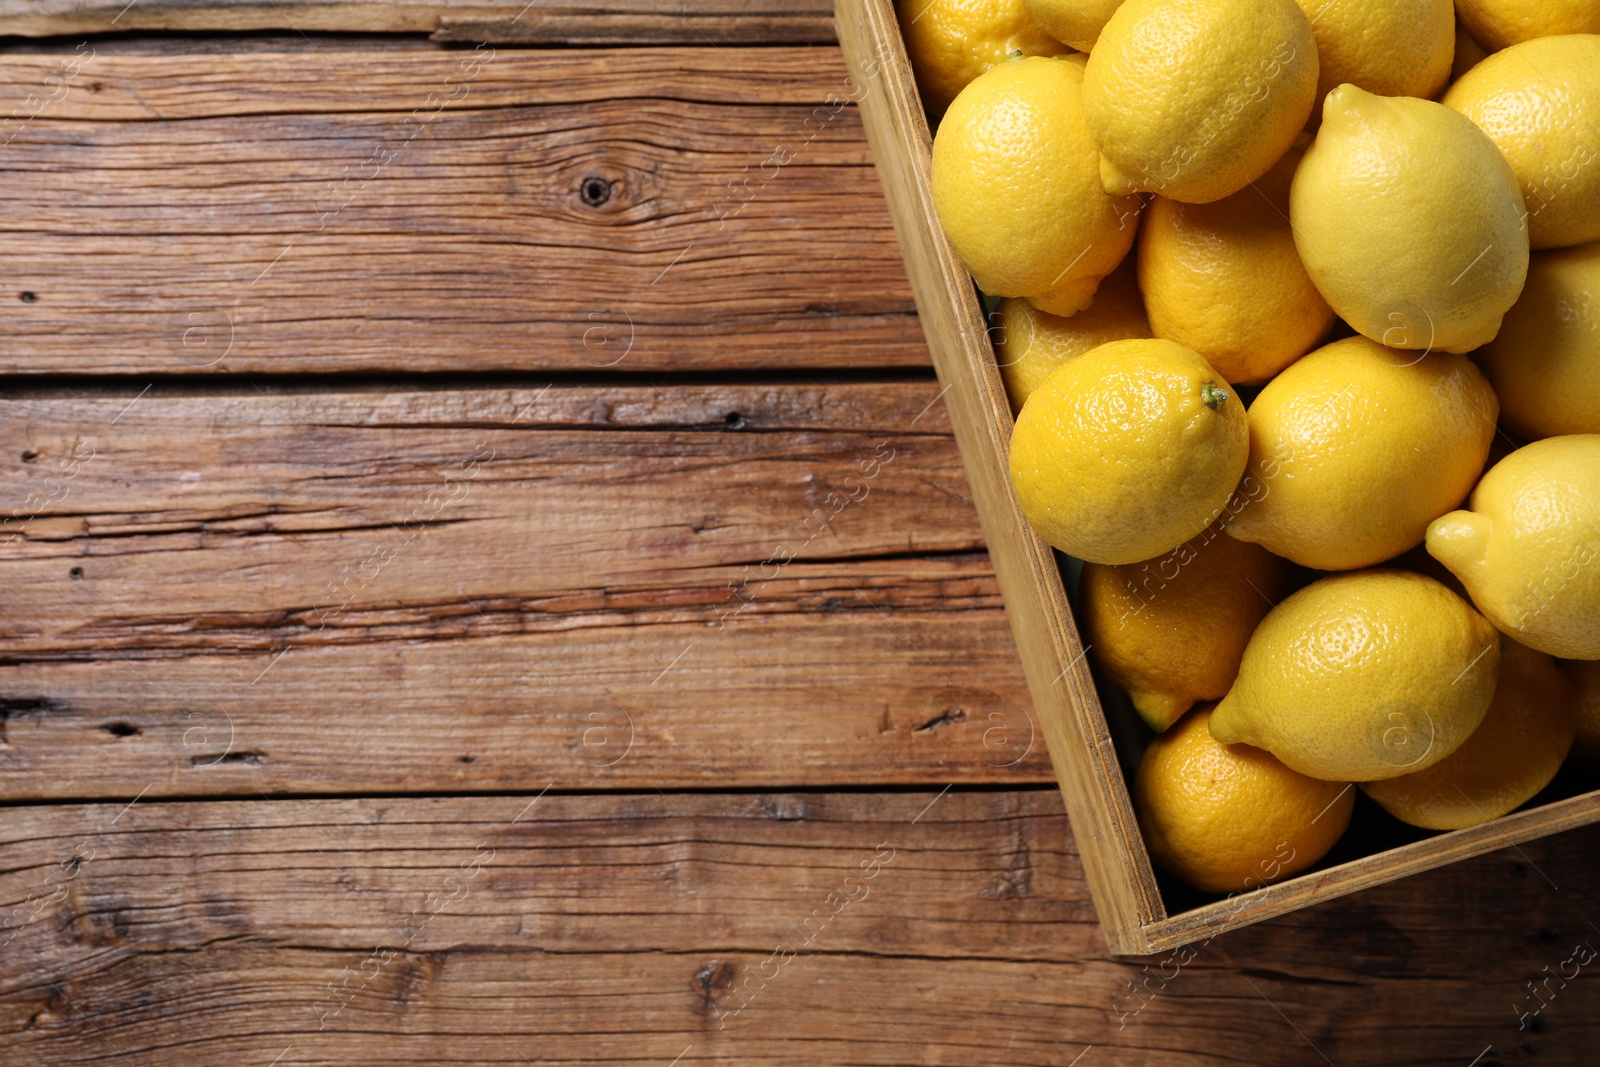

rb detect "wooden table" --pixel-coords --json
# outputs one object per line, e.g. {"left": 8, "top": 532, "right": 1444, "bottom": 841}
{"left": 0, "top": 3, "right": 1595, "bottom": 1063}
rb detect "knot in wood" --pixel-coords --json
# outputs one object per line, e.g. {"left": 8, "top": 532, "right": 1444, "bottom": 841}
{"left": 579, "top": 176, "right": 613, "bottom": 207}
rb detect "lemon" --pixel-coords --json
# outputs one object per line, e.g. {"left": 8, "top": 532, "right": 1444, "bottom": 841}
{"left": 931, "top": 56, "right": 1141, "bottom": 313}
{"left": 1135, "top": 705, "right": 1353, "bottom": 894}
{"left": 1026, "top": 268, "right": 1142, "bottom": 318}
{"left": 1427, "top": 435, "right": 1600, "bottom": 660}
{"left": 1021, "top": 0, "right": 1123, "bottom": 51}
{"left": 1081, "top": 523, "right": 1293, "bottom": 732}
{"left": 994, "top": 257, "right": 1150, "bottom": 412}
{"left": 1566, "top": 658, "right": 1600, "bottom": 766}
{"left": 1453, "top": 18, "right": 1491, "bottom": 79}
{"left": 1474, "top": 243, "right": 1600, "bottom": 439}
{"left": 1010, "top": 339, "right": 1248, "bottom": 565}
{"left": 1080, "top": 0, "right": 1319, "bottom": 204}
{"left": 1137, "top": 144, "right": 1333, "bottom": 385}
{"left": 1225, "top": 336, "right": 1498, "bottom": 571}
{"left": 1362, "top": 640, "right": 1575, "bottom": 830}
{"left": 1294, "top": 0, "right": 1455, "bottom": 107}
{"left": 1211, "top": 570, "right": 1502, "bottom": 782}
{"left": 1444, "top": 34, "right": 1600, "bottom": 250}
{"left": 1290, "top": 85, "right": 1529, "bottom": 353}
{"left": 1456, "top": 0, "right": 1600, "bottom": 51}
{"left": 897, "top": 0, "right": 1070, "bottom": 115}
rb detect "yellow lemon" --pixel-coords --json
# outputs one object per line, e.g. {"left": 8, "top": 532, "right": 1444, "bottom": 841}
{"left": 1294, "top": 0, "right": 1455, "bottom": 106}
{"left": 1474, "top": 243, "right": 1600, "bottom": 439}
{"left": 1081, "top": 523, "right": 1294, "bottom": 732}
{"left": 897, "top": 0, "right": 1070, "bottom": 115}
{"left": 1137, "top": 144, "right": 1333, "bottom": 385}
{"left": 1135, "top": 705, "right": 1354, "bottom": 894}
{"left": 994, "top": 257, "right": 1150, "bottom": 412}
{"left": 1362, "top": 640, "right": 1575, "bottom": 829}
{"left": 1025, "top": 266, "right": 1143, "bottom": 318}
{"left": 1427, "top": 435, "right": 1600, "bottom": 660}
{"left": 1210, "top": 570, "right": 1502, "bottom": 782}
{"left": 1565, "top": 658, "right": 1600, "bottom": 766}
{"left": 1456, "top": 0, "right": 1600, "bottom": 51}
{"left": 1080, "top": 0, "right": 1319, "bottom": 204}
{"left": 932, "top": 56, "right": 1141, "bottom": 312}
{"left": 1444, "top": 34, "right": 1600, "bottom": 250}
{"left": 1009, "top": 338, "right": 1248, "bottom": 565}
{"left": 1225, "top": 336, "right": 1498, "bottom": 571}
{"left": 1290, "top": 85, "right": 1529, "bottom": 353}
{"left": 1453, "top": 18, "right": 1491, "bottom": 79}
{"left": 1021, "top": 0, "right": 1123, "bottom": 51}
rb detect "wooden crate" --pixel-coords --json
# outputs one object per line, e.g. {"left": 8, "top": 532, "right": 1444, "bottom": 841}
{"left": 834, "top": 0, "right": 1600, "bottom": 956}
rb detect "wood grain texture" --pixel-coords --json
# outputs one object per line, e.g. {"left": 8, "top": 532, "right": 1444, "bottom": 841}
{"left": 0, "top": 0, "right": 836, "bottom": 41}
{"left": 0, "top": 46, "right": 923, "bottom": 375}
{"left": 0, "top": 381, "right": 1048, "bottom": 798}
{"left": 2, "top": 791, "right": 1599, "bottom": 1065}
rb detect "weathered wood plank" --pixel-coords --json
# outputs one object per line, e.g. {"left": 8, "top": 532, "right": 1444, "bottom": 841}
{"left": 0, "top": 0, "right": 837, "bottom": 42}
{"left": 0, "top": 381, "right": 1048, "bottom": 797}
{"left": 0, "top": 45, "right": 858, "bottom": 117}
{"left": 0, "top": 46, "right": 921, "bottom": 375}
{"left": 1, "top": 791, "right": 1597, "bottom": 1065}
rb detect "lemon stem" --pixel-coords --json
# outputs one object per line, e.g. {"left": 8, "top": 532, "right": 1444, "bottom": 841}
{"left": 1201, "top": 382, "right": 1228, "bottom": 410}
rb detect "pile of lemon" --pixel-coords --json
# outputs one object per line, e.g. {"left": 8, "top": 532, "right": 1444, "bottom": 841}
{"left": 905, "top": 0, "right": 1600, "bottom": 894}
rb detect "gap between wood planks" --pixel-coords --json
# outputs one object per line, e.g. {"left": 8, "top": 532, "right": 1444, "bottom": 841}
{"left": 0, "top": 0, "right": 839, "bottom": 43}
{"left": 0, "top": 780, "right": 1055, "bottom": 810}
{"left": 0, "top": 367, "right": 939, "bottom": 398}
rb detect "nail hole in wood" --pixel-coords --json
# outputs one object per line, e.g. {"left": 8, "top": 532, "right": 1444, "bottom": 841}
{"left": 19, "top": 292, "right": 35, "bottom": 303}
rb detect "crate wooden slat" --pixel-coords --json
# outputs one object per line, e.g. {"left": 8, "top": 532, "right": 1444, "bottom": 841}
{"left": 834, "top": 0, "right": 1600, "bottom": 955}
{"left": 833, "top": 0, "right": 1160, "bottom": 952}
